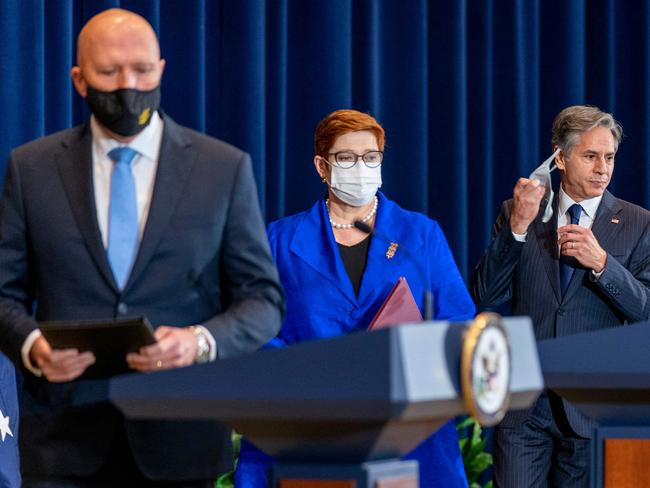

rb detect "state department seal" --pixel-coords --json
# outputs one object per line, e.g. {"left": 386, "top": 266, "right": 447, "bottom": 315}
{"left": 461, "top": 312, "right": 511, "bottom": 426}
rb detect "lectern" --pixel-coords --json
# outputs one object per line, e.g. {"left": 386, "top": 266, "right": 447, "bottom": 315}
{"left": 538, "top": 322, "right": 650, "bottom": 488}
{"left": 111, "top": 317, "right": 542, "bottom": 487}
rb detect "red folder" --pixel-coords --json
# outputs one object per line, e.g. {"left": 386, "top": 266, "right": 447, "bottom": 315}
{"left": 368, "top": 277, "right": 423, "bottom": 330}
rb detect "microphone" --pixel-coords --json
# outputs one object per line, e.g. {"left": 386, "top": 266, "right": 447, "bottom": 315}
{"left": 354, "top": 220, "right": 434, "bottom": 321}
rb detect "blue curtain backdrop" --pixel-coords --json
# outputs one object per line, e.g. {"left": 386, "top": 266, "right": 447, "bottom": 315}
{"left": 1, "top": 0, "right": 650, "bottom": 281}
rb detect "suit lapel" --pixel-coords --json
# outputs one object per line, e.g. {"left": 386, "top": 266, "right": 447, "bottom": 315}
{"left": 563, "top": 190, "right": 621, "bottom": 301}
{"left": 532, "top": 201, "right": 561, "bottom": 303}
{"left": 289, "top": 199, "right": 357, "bottom": 306}
{"left": 355, "top": 194, "right": 418, "bottom": 310}
{"left": 56, "top": 125, "right": 118, "bottom": 290}
{"left": 125, "top": 116, "right": 194, "bottom": 291}
{"left": 589, "top": 190, "right": 622, "bottom": 255}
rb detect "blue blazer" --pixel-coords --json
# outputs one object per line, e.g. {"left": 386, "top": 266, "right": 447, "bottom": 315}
{"left": 0, "top": 353, "right": 20, "bottom": 488}
{"left": 267, "top": 192, "right": 474, "bottom": 344}
{"left": 237, "top": 192, "right": 475, "bottom": 488}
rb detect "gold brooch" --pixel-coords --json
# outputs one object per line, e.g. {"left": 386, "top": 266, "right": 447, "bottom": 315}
{"left": 386, "top": 242, "right": 399, "bottom": 259}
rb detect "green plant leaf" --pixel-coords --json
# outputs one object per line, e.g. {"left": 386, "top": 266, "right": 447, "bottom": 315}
{"left": 457, "top": 416, "right": 477, "bottom": 430}
{"left": 459, "top": 437, "right": 469, "bottom": 454}
{"left": 232, "top": 431, "right": 242, "bottom": 459}
{"left": 467, "top": 438, "right": 487, "bottom": 461}
{"left": 214, "top": 471, "right": 234, "bottom": 488}
{"left": 468, "top": 452, "right": 493, "bottom": 474}
{"left": 214, "top": 431, "right": 242, "bottom": 488}
{"left": 472, "top": 421, "right": 483, "bottom": 442}
{"left": 456, "top": 416, "right": 493, "bottom": 486}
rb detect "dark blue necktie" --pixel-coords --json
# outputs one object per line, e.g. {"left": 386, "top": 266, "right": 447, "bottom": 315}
{"left": 107, "top": 147, "right": 139, "bottom": 289}
{"left": 560, "top": 203, "right": 583, "bottom": 295}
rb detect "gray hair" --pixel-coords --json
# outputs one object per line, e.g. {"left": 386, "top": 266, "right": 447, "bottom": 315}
{"left": 551, "top": 105, "right": 623, "bottom": 157}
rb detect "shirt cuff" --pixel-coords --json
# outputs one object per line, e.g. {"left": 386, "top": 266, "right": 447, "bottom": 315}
{"left": 591, "top": 268, "right": 605, "bottom": 280}
{"left": 21, "top": 329, "right": 43, "bottom": 377}
{"left": 590, "top": 254, "right": 608, "bottom": 281}
{"left": 195, "top": 325, "right": 218, "bottom": 361}
{"left": 512, "top": 231, "right": 527, "bottom": 242}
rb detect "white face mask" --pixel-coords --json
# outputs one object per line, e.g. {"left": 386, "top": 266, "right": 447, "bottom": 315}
{"left": 325, "top": 160, "right": 382, "bottom": 207}
{"left": 529, "top": 148, "right": 560, "bottom": 223}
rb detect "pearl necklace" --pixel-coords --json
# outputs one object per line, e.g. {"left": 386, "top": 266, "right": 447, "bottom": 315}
{"left": 326, "top": 196, "right": 378, "bottom": 229}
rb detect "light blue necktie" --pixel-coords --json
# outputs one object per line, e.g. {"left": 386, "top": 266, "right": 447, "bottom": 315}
{"left": 560, "top": 203, "right": 583, "bottom": 295}
{"left": 107, "top": 147, "right": 139, "bottom": 289}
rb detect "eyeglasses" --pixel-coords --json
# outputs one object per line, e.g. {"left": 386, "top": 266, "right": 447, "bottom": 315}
{"left": 326, "top": 151, "right": 383, "bottom": 169}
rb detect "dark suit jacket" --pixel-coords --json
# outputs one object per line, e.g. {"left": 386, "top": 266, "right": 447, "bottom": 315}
{"left": 0, "top": 114, "right": 284, "bottom": 480}
{"left": 472, "top": 190, "right": 650, "bottom": 437}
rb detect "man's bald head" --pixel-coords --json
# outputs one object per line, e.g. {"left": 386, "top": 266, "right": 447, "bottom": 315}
{"left": 71, "top": 8, "right": 165, "bottom": 99}
{"left": 77, "top": 9, "right": 160, "bottom": 67}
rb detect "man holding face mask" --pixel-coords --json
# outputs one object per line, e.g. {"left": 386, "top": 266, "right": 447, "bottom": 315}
{"left": 0, "top": 8, "right": 283, "bottom": 487}
{"left": 472, "top": 105, "right": 650, "bottom": 487}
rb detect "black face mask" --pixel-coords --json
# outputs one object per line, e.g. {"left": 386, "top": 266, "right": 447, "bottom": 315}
{"left": 86, "top": 85, "right": 161, "bottom": 137}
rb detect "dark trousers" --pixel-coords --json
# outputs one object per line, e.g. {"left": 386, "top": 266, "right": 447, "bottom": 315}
{"left": 23, "top": 424, "right": 214, "bottom": 488}
{"left": 493, "top": 393, "right": 590, "bottom": 488}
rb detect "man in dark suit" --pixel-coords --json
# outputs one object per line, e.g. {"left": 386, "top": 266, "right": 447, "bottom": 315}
{"left": 472, "top": 105, "right": 650, "bottom": 487}
{"left": 0, "top": 8, "right": 283, "bottom": 487}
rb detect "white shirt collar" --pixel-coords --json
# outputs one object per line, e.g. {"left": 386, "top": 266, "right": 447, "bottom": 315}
{"left": 558, "top": 185, "right": 603, "bottom": 221}
{"left": 90, "top": 110, "right": 163, "bottom": 162}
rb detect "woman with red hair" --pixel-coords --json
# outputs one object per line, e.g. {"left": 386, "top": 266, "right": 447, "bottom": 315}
{"left": 236, "top": 109, "right": 475, "bottom": 487}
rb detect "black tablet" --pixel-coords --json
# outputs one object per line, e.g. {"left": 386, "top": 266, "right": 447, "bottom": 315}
{"left": 39, "top": 316, "right": 156, "bottom": 378}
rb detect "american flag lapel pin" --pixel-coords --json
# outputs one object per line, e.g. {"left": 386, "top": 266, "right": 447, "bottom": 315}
{"left": 386, "top": 242, "right": 399, "bottom": 259}
{"left": 611, "top": 216, "right": 620, "bottom": 224}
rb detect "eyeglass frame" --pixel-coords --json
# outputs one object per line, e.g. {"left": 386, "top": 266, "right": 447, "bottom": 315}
{"left": 324, "top": 150, "right": 384, "bottom": 169}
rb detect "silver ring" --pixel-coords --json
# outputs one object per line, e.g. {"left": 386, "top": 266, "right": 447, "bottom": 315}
{"left": 156, "top": 360, "right": 162, "bottom": 369}
{"left": 571, "top": 241, "right": 575, "bottom": 249}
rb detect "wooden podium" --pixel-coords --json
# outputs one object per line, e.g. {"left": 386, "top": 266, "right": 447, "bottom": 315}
{"left": 538, "top": 322, "right": 650, "bottom": 488}
{"left": 110, "top": 318, "right": 543, "bottom": 487}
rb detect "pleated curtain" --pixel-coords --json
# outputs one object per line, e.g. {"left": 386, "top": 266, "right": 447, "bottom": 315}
{"left": 1, "top": 0, "right": 649, "bottom": 280}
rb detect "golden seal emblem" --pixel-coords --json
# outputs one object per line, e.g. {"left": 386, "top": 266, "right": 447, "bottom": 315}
{"left": 461, "top": 312, "right": 511, "bottom": 426}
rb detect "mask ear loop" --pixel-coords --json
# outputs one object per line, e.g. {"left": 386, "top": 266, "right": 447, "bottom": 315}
{"left": 548, "top": 147, "right": 561, "bottom": 172}
{"left": 538, "top": 147, "right": 561, "bottom": 223}
{"left": 317, "top": 156, "right": 332, "bottom": 185}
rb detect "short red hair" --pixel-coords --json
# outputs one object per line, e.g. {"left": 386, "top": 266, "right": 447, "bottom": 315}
{"left": 314, "top": 109, "right": 386, "bottom": 157}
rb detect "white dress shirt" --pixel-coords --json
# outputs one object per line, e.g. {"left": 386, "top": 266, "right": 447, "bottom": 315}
{"left": 556, "top": 186, "right": 602, "bottom": 230}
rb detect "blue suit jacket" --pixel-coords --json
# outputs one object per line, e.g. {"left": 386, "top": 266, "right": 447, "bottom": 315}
{"left": 0, "top": 113, "right": 284, "bottom": 481}
{"left": 472, "top": 190, "right": 650, "bottom": 437}
{"left": 0, "top": 353, "right": 20, "bottom": 488}
{"left": 237, "top": 192, "right": 475, "bottom": 488}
